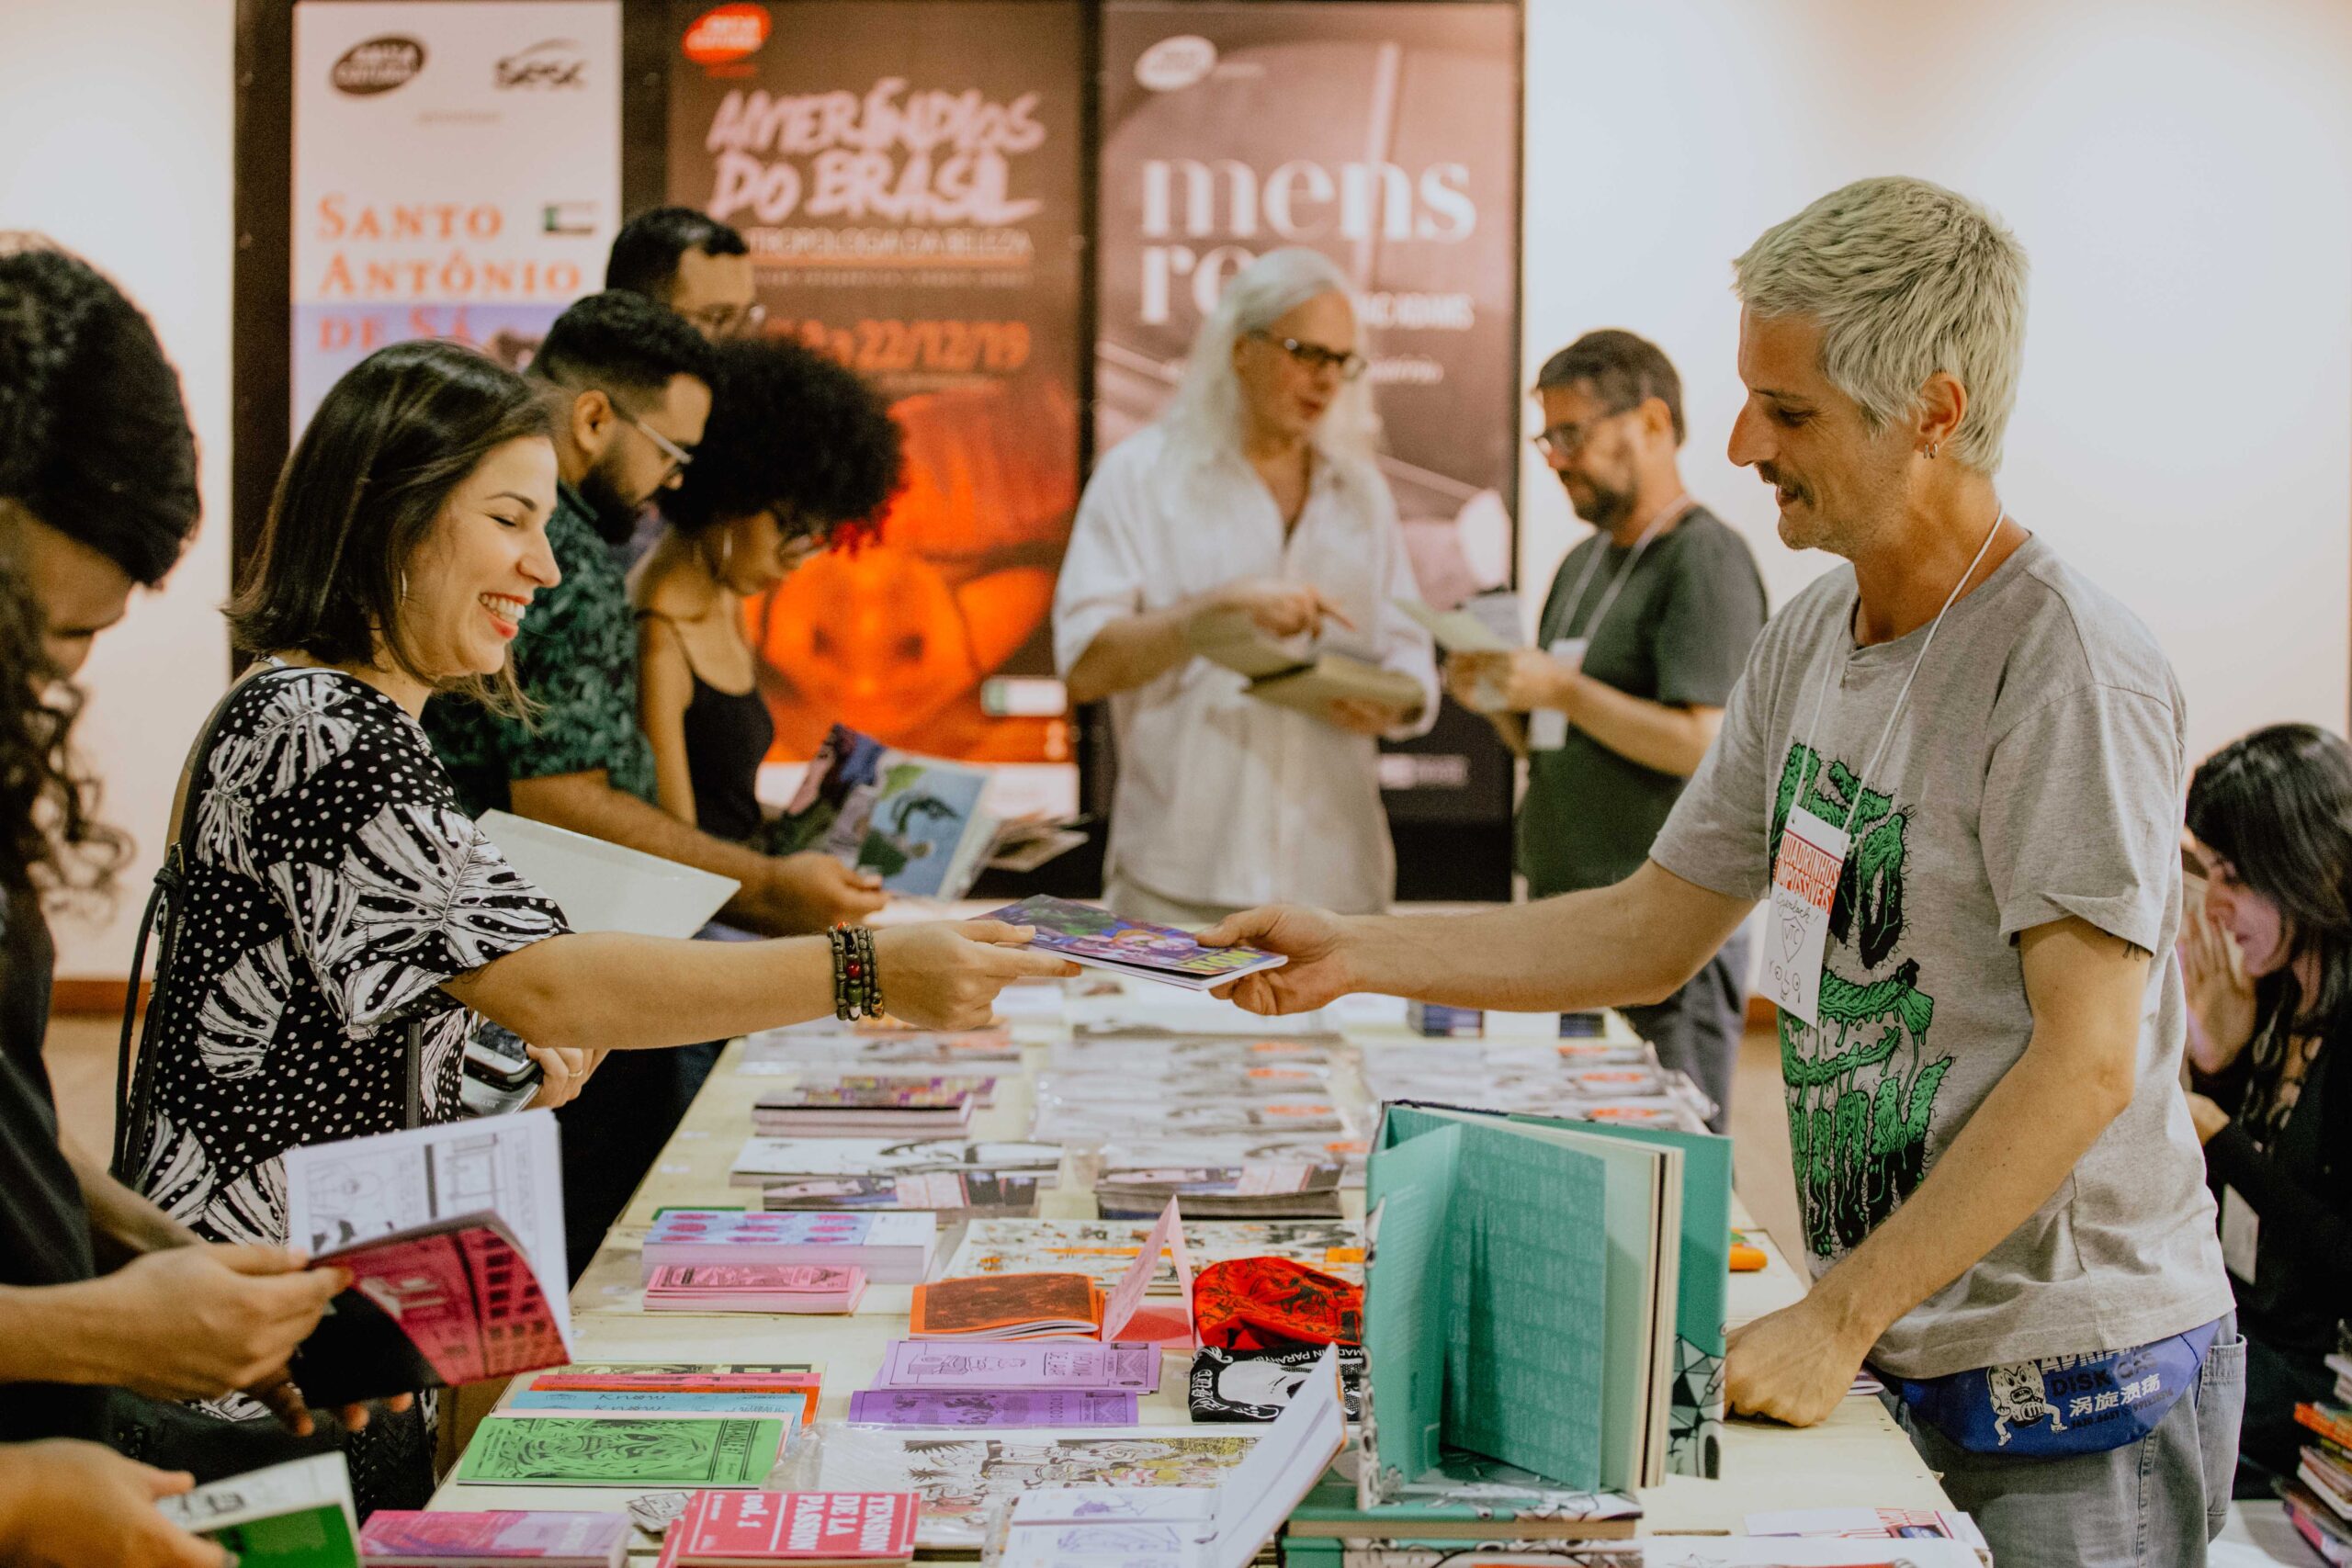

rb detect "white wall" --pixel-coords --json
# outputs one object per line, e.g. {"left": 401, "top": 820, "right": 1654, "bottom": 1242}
{"left": 0, "top": 0, "right": 234, "bottom": 981}
{"left": 1522, "top": 0, "right": 2352, "bottom": 765}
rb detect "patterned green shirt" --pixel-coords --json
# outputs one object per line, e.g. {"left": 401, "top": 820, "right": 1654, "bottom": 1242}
{"left": 423, "top": 482, "right": 659, "bottom": 815}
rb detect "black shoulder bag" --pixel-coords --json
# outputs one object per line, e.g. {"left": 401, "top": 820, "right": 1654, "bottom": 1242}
{"left": 109, "top": 665, "right": 424, "bottom": 1183}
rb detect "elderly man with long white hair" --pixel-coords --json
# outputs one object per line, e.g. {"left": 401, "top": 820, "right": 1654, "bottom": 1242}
{"left": 1200, "top": 179, "right": 2240, "bottom": 1565}
{"left": 1054, "top": 246, "right": 1437, "bottom": 926}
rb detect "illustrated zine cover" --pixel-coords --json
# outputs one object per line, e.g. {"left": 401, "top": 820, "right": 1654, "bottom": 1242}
{"left": 853, "top": 752, "right": 995, "bottom": 899}
{"left": 984, "top": 897, "right": 1286, "bottom": 987}
{"left": 454, "top": 1416, "right": 786, "bottom": 1488}
{"left": 947, "top": 1218, "right": 1362, "bottom": 1292}
{"left": 809, "top": 1427, "right": 1261, "bottom": 1548}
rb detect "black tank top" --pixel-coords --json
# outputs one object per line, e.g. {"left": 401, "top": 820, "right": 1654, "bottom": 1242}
{"left": 682, "top": 669, "right": 776, "bottom": 845}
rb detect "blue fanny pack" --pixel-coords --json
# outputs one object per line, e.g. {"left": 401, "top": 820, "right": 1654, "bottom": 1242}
{"left": 1888, "top": 1316, "right": 2222, "bottom": 1456}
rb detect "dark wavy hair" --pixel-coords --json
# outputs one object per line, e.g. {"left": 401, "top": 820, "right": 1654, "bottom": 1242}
{"left": 0, "top": 238, "right": 196, "bottom": 890}
{"left": 2187, "top": 723, "right": 2352, "bottom": 1040}
{"left": 228, "top": 340, "right": 550, "bottom": 708}
{"left": 605, "top": 207, "right": 748, "bottom": 301}
{"left": 663, "top": 336, "right": 902, "bottom": 545}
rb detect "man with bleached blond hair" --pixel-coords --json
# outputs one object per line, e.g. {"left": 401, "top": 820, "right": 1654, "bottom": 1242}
{"left": 1200, "top": 176, "right": 2241, "bottom": 1564}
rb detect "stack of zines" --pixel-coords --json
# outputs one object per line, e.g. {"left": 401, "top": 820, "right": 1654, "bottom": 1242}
{"left": 752, "top": 1079, "right": 976, "bottom": 1135}
{"left": 359, "top": 1509, "right": 630, "bottom": 1565}
{"left": 760, "top": 1170, "right": 1042, "bottom": 1218}
{"left": 1095, "top": 1162, "right": 1348, "bottom": 1220}
{"left": 729, "top": 1137, "right": 1063, "bottom": 1190}
{"left": 656, "top": 1490, "right": 920, "bottom": 1568}
{"left": 1359, "top": 1039, "right": 1714, "bottom": 1134}
{"left": 2286, "top": 1403, "right": 2352, "bottom": 1562}
{"left": 641, "top": 1210, "right": 937, "bottom": 1284}
{"left": 514, "top": 1363, "right": 821, "bottom": 1427}
{"left": 645, "top": 1263, "right": 867, "bottom": 1314}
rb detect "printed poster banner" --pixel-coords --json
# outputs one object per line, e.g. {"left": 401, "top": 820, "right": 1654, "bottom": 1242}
{"left": 291, "top": 1, "right": 622, "bottom": 427}
{"left": 667, "top": 0, "right": 1087, "bottom": 770}
{"left": 1098, "top": 2, "right": 1521, "bottom": 834}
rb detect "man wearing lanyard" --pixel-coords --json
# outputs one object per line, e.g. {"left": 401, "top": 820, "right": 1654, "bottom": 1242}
{"left": 1202, "top": 176, "right": 2239, "bottom": 1566}
{"left": 1450, "top": 331, "right": 1767, "bottom": 1128}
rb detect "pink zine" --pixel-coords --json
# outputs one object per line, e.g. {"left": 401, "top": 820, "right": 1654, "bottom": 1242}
{"left": 1097, "top": 1196, "right": 1193, "bottom": 1345}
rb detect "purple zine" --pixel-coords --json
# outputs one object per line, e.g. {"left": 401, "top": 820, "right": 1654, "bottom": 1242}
{"left": 873, "top": 1339, "right": 1162, "bottom": 1393}
{"left": 846, "top": 1388, "right": 1139, "bottom": 1427}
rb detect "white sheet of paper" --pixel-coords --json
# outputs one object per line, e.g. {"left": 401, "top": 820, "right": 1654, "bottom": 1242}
{"left": 281, "top": 1109, "right": 572, "bottom": 1343}
{"left": 1206, "top": 1344, "right": 1349, "bottom": 1568}
{"left": 1527, "top": 637, "right": 1585, "bottom": 750}
{"left": 1394, "top": 597, "right": 1513, "bottom": 655}
{"left": 479, "top": 808, "right": 737, "bottom": 938}
{"left": 1098, "top": 1196, "right": 1193, "bottom": 1342}
{"left": 2220, "top": 1183, "right": 2260, "bottom": 1282}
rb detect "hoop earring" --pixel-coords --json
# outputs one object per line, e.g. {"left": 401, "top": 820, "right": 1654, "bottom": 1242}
{"left": 398, "top": 571, "right": 409, "bottom": 603}
{"left": 1923, "top": 442, "right": 1939, "bottom": 460}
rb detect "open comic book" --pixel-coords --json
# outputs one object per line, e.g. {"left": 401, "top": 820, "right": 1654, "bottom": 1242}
{"left": 984, "top": 897, "right": 1286, "bottom": 991}
{"left": 1187, "top": 607, "right": 1426, "bottom": 717}
{"left": 281, "top": 1111, "right": 571, "bottom": 1404}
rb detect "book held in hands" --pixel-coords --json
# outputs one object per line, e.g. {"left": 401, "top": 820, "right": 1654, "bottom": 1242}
{"left": 982, "top": 896, "right": 1286, "bottom": 992}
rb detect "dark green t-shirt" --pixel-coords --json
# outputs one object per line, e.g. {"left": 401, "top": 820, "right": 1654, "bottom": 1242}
{"left": 1516, "top": 506, "right": 1767, "bottom": 896}
{"left": 424, "top": 481, "right": 659, "bottom": 815}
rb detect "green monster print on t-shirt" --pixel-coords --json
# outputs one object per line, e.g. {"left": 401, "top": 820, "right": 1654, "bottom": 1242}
{"left": 1769, "top": 741, "right": 1954, "bottom": 1258}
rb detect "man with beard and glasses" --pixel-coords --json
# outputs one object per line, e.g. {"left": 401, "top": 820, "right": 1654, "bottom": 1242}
{"left": 424, "top": 291, "right": 882, "bottom": 1270}
{"left": 1447, "top": 331, "right": 1765, "bottom": 1126}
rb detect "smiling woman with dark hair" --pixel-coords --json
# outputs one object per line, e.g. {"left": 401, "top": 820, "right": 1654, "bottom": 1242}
{"left": 127, "top": 336, "right": 1072, "bottom": 1513}
{"left": 2182, "top": 723, "right": 2352, "bottom": 1496}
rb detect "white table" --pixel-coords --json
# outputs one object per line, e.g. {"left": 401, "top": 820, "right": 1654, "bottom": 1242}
{"left": 433, "top": 989, "right": 1954, "bottom": 1549}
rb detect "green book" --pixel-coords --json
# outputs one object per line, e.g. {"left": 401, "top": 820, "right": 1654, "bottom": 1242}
{"left": 455, "top": 1415, "right": 786, "bottom": 1486}
{"left": 1367, "top": 1104, "right": 1682, "bottom": 1494}
{"left": 1513, "top": 1115, "right": 1732, "bottom": 1479}
{"left": 155, "top": 1453, "right": 359, "bottom": 1567}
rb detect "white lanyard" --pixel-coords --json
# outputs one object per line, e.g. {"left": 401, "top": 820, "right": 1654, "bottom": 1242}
{"left": 1555, "top": 494, "right": 1689, "bottom": 646}
{"left": 1764, "top": 507, "right": 2006, "bottom": 1026}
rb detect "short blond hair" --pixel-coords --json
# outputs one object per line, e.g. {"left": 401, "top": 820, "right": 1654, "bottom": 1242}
{"left": 1735, "top": 176, "right": 2028, "bottom": 473}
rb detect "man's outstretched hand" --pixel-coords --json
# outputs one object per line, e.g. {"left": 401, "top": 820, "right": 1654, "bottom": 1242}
{"left": 1199, "top": 904, "right": 1359, "bottom": 1014}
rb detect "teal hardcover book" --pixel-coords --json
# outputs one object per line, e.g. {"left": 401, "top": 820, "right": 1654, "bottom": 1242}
{"left": 1365, "top": 1103, "right": 1684, "bottom": 1495}
{"left": 1510, "top": 1115, "right": 1732, "bottom": 1478}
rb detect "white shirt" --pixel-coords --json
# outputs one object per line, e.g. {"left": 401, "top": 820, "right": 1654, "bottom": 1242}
{"left": 1053, "top": 424, "right": 1440, "bottom": 913}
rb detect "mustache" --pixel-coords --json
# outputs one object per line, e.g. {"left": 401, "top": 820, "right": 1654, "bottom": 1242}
{"left": 1757, "top": 462, "right": 1804, "bottom": 497}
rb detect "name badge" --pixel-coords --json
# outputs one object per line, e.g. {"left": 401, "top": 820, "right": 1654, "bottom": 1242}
{"left": 1528, "top": 637, "right": 1586, "bottom": 752}
{"left": 1767, "top": 804, "right": 1849, "bottom": 1028}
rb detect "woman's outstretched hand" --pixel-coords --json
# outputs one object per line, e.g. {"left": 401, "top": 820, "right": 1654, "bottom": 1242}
{"left": 875, "top": 920, "right": 1080, "bottom": 1030}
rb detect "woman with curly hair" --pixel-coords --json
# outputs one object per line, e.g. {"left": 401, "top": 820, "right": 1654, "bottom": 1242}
{"left": 632, "top": 334, "right": 901, "bottom": 842}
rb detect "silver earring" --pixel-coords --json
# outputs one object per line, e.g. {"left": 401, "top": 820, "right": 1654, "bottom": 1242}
{"left": 398, "top": 571, "right": 409, "bottom": 603}
{"left": 1923, "top": 442, "right": 1939, "bottom": 460}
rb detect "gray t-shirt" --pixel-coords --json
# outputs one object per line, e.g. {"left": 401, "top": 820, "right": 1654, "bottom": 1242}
{"left": 1652, "top": 534, "right": 2232, "bottom": 1377}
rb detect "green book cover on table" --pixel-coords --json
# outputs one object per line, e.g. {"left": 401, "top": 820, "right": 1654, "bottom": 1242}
{"left": 1363, "top": 1103, "right": 1688, "bottom": 1495}
{"left": 453, "top": 1416, "right": 786, "bottom": 1487}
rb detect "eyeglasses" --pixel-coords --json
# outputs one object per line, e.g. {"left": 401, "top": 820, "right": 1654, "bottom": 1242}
{"left": 685, "top": 301, "right": 768, "bottom": 340}
{"left": 1250, "top": 331, "right": 1368, "bottom": 382}
{"left": 1532, "top": 408, "right": 1634, "bottom": 460}
{"left": 622, "top": 409, "right": 694, "bottom": 483}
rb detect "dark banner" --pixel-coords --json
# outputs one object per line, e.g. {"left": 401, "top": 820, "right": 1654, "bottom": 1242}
{"left": 1097, "top": 2, "right": 1521, "bottom": 855}
{"left": 667, "top": 0, "right": 1086, "bottom": 770}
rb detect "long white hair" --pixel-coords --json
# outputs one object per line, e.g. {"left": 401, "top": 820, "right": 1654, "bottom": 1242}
{"left": 1157, "top": 246, "right": 1379, "bottom": 466}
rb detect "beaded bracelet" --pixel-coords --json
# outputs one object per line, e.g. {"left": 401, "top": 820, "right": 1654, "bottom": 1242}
{"left": 830, "top": 923, "right": 883, "bottom": 1021}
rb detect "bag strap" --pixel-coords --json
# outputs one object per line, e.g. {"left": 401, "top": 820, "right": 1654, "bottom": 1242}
{"left": 112, "top": 663, "right": 320, "bottom": 1177}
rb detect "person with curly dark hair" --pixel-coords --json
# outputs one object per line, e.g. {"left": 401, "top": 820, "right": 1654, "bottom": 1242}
{"left": 0, "top": 237, "right": 373, "bottom": 1529}
{"left": 633, "top": 335, "right": 902, "bottom": 843}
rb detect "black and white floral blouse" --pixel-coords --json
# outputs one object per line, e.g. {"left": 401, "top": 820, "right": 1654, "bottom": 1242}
{"left": 135, "top": 666, "right": 567, "bottom": 1248}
